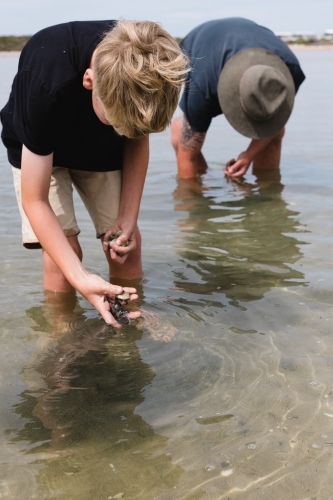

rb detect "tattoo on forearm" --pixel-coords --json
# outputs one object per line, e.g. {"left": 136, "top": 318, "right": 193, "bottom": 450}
{"left": 180, "top": 117, "right": 205, "bottom": 151}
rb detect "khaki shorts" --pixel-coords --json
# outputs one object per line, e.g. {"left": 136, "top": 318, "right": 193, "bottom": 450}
{"left": 13, "top": 166, "right": 121, "bottom": 249}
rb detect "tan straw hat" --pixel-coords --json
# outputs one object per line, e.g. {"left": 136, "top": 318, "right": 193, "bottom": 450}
{"left": 217, "top": 48, "right": 295, "bottom": 139}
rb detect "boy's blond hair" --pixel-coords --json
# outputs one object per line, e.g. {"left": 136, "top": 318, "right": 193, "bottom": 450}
{"left": 93, "top": 19, "right": 188, "bottom": 138}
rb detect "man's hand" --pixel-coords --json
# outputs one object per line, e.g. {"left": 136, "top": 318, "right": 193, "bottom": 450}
{"left": 224, "top": 152, "right": 252, "bottom": 178}
{"left": 224, "top": 130, "right": 285, "bottom": 178}
{"left": 78, "top": 272, "right": 140, "bottom": 327}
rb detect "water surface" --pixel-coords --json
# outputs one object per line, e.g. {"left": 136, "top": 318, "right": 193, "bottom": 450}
{"left": 1, "top": 50, "right": 333, "bottom": 499}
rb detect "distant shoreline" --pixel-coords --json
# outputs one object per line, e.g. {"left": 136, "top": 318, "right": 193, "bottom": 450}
{"left": 0, "top": 51, "right": 21, "bottom": 55}
{"left": 288, "top": 43, "right": 333, "bottom": 50}
{"left": 1, "top": 40, "right": 333, "bottom": 58}
{"left": 1, "top": 44, "right": 333, "bottom": 57}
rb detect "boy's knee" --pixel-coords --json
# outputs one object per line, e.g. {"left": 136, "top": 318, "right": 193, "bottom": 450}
{"left": 68, "top": 235, "right": 83, "bottom": 261}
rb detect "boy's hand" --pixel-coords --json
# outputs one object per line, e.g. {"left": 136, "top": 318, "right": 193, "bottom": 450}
{"left": 103, "top": 225, "right": 136, "bottom": 264}
{"left": 78, "top": 273, "right": 140, "bottom": 327}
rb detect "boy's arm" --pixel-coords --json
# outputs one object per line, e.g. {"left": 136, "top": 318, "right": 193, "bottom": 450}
{"left": 171, "top": 116, "right": 207, "bottom": 179}
{"left": 21, "top": 145, "right": 139, "bottom": 325}
{"left": 104, "top": 135, "right": 149, "bottom": 261}
{"left": 120, "top": 135, "right": 149, "bottom": 228}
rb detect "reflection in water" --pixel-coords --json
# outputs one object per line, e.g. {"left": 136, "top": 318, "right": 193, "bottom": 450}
{"left": 7, "top": 293, "right": 182, "bottom": 499}
{"left": 172, "top": 171, "right": 308, "bottom": 309}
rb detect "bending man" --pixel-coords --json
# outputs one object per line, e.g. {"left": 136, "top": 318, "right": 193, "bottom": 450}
{"left": 171, "top": 18, "right": 305, "bottom": 179}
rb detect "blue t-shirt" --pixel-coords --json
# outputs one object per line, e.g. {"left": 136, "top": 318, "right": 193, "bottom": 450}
{"left": 179, "top": 18, "right": 306, "bottom": 132}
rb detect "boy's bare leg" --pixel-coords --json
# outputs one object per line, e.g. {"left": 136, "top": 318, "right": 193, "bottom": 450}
{"left": 42, "top": 235, "right": 82, "bottom": 292}
{"left": 252, "top": 128, "right": 285, "bottom": 172}
{"left": 103, "top": 226, "right": 143, "bottom": 280}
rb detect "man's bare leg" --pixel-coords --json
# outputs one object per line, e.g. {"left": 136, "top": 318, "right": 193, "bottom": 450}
{"left": 171, "top": 118, "right": 208, "bottom": 178}
{"left": 252, "top": 128, "right": 285, "bottom": 172}
{"left": 43, "top": 234, "right": 82, "bottom": 292}
{"left": 171, "top": 118, "right": 182, "bottom": 153}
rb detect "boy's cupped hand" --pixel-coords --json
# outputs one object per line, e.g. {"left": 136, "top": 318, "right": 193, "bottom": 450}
{"left": 78, "top": 272, "right": 140, "bottom": 327}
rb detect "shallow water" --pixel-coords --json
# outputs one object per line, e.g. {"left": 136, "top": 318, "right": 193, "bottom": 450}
{"left": 1, "top": 50, "right": 333, "bottom": 499}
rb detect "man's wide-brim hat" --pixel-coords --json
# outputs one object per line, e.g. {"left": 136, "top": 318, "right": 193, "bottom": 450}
{"left": 218, "top": 48, "right": 295, "bottom": 139}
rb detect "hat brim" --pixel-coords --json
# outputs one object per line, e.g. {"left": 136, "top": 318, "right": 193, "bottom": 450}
{"left": 218, "top": 48, "right": 295, "bottom": 139}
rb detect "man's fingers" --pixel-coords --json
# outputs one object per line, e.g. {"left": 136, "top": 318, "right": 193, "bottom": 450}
{"left": 224, "top": 166, "right": 246, "bottom": 178}
{"left": 224, "top": 165, "right": 238, "bottom": 175}
{"left": 226, "top": 158, "right": 236, "bottom": 168}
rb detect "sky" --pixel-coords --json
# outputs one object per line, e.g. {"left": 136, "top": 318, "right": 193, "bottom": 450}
{"left": 1, "top": 0, "right": 332, "bottom": 37}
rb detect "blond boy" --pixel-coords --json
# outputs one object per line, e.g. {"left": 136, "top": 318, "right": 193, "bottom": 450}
{"left": 1, "top": 19, "right": 187, "bottom": 325}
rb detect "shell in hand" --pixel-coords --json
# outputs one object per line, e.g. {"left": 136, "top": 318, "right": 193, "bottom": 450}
{"left": 107, "top": 231, "right": 129, "bottom": 248}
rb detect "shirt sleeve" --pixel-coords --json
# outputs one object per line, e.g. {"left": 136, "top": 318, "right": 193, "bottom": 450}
{"left": 179, "top": 79, "right": 214, "bottom": 133}
{"left": 12, "top": 71, "right": 57, "bottom": 156}
{"left": 288, "top": 63, "right": 306, "bottom": 94}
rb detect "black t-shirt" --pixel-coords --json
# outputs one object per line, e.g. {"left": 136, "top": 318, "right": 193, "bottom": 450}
{"left": 0, "top": 21, "right": 125, "bottom": 171}
{"left": 179, "top": 18, "right": 306, "bottom": 132}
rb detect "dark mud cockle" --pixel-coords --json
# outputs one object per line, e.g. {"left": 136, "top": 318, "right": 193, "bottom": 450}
{"left": 107, "top": 292, "right": 131, "bottom": 325}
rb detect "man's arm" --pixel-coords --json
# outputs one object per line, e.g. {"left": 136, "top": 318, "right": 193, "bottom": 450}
{"left": 21, "top": 145, "right": 139, "bottom": 325}
{"left": 171, "top": 116, "right": 207, "bottom": 179}
{"left": 104, "top": 135, "right": 149, "bottom": 262}
{"left": 225, "top": 128, "right": 285, "bottom": 177}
